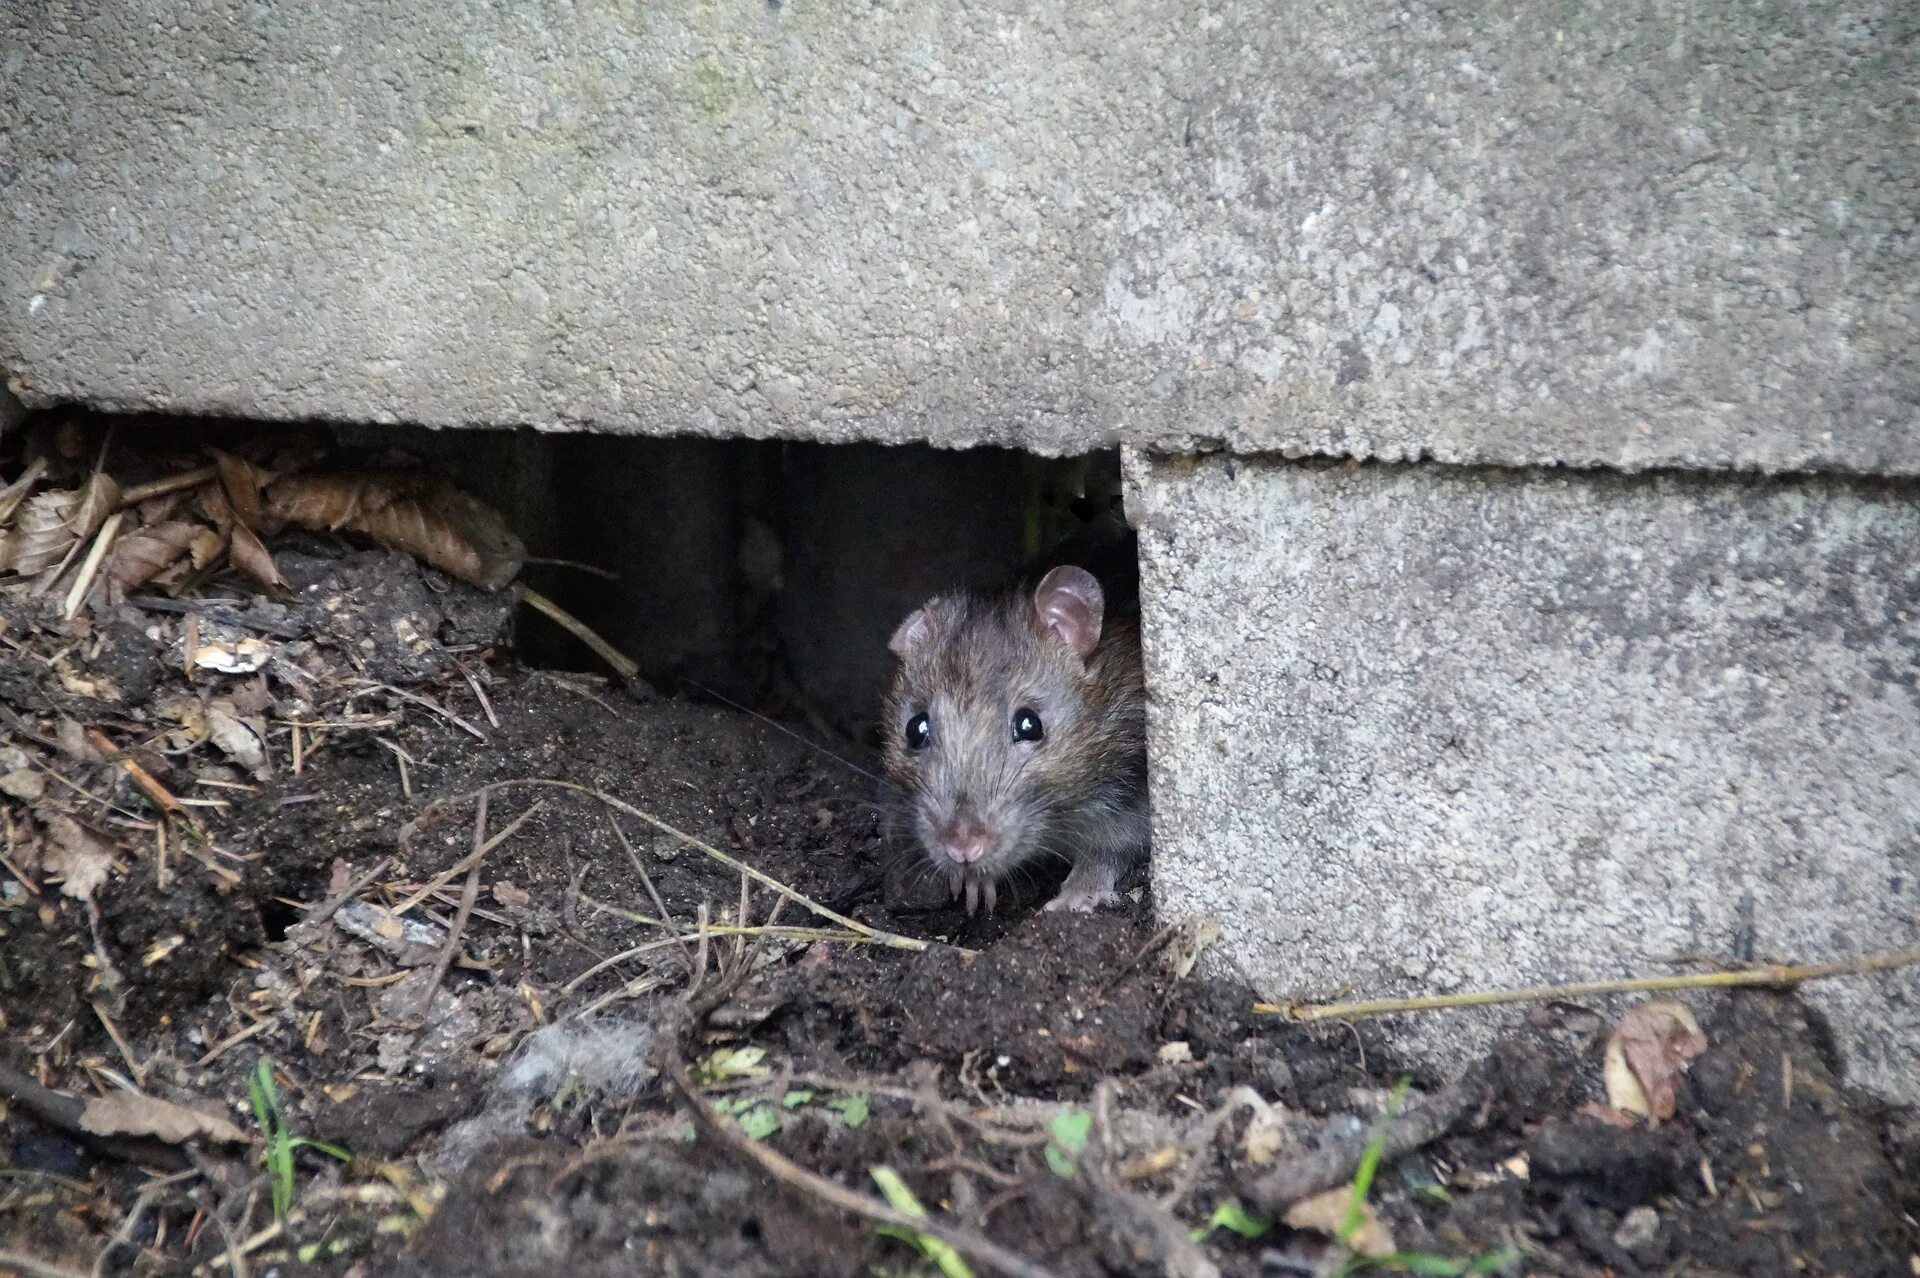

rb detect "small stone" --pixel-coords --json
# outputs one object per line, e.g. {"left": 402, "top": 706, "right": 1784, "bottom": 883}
{"left": 1613, "top": 1205, "right": 1660, "bottom": 1253}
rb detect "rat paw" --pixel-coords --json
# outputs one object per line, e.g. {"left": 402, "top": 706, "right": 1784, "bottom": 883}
{"left": 1043, "top": 885, "right": 1119, "bottom": 913}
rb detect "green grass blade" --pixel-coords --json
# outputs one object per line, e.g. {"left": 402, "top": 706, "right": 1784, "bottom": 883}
{"left": 869, "top": 1166, "right": 975, "bottom": 1278}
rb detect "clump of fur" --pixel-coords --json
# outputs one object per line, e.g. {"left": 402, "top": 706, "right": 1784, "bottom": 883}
{"left": 882, "top": 566, "right": 1147, "bottom": 913}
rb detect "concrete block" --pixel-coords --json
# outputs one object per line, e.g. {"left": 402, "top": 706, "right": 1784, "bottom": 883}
{"left": 4, "top": 2, "right": 1914, "bottom": 472}
{"left": 1129, "top": 452, "right": 1920, "bottom": 1103}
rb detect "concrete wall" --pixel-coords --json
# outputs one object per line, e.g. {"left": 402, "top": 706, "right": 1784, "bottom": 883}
{"left": 4, "top": 2, "right": 1915, "bottom": 472}
{"left": 1128, "top": 452, "right": 1920, "bottom": 1102}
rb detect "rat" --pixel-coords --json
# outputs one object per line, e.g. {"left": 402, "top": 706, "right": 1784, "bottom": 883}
{"left": 881, "top": 559, "right": 1148, "bottom": 915}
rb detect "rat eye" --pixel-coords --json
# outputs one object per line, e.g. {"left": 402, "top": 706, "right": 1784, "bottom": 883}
{"left": 1012, "top": 707, "right": 1044, "bottom": 743}
{"left": 905, "top": 713, "right": 932, "bottom": 751}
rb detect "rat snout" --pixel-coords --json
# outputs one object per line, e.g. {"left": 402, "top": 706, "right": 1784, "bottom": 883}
{"left": 935, "top": 813, "right": 995, "bottom": 865}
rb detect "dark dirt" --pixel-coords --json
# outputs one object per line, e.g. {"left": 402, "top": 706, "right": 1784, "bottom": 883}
{"left": 3, "top": 556, "right": 1916, "bottom": 1278}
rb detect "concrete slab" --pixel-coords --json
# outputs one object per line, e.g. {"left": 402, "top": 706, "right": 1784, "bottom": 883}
{"left": 4, "top": 2, "right": 1915, "bottom": 472}
{"left": 1128, "top": 451, "right": 1920, "bottom": 1103}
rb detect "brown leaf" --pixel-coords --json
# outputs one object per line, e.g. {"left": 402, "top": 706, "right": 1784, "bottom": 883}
{"left": 70, "top": 471, "right": 121, "bottom": 542}
{"left": 41, "top": 812, "right": 116, "bottom": 902}
{"left": 136, "top": 489, "right": 190, "bottom": 525}
{"left": 228, "top": 523, "right": 287, "bottom": 590}
{"left": 0, "top": 769, "right": 46, "bottom": 802}
{"left": 1604, "top": 999, "right": 1708, "bottom": 1122}
{"left": 265, "top": 472, "right": 525, "bottom": 589}
{"left": 1284, "top": 1186, "right": 1396, "bottom": 1257}
{"left": 213, "top": 450, "right": 267, "bottom": 531}
{"left": 196, "top": 483, "right": 235, "bottom": 534}
{"left": 205, "top": 698, "right": 270, "bottom": 777}
{"left": 79, "top": 1091, "right": 249, "bottom": 1145}
{"left": 109, "top": 520, "right": 205, "bottom": 589}
{"left": 9, "top": 473, "right": 123, "bottom": 578}
{"left": 188, "top": 525, "right": 225, "bottom": 569}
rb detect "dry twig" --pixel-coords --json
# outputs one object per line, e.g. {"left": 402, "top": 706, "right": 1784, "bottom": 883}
{"left": 521, "top": 587, "right": 639, "bottom": 683}
{"left": 414, "top": 793, "right": 491, "bottom": 1021}
{"left": 1260, "top": 946, "right": 1920, "bottom": 1022}
{"left": 400, "top": 780, "right": 932, "bottom": 952}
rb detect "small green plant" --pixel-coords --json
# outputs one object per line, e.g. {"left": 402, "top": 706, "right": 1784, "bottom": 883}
{"left": 710, "top": 1095, "right": 782, "bottom": 1139}
{"left": 1191, "top": 1198, "right": 1272, "bottom": 1241}
{"left": 249, "top": 1058, "right": 350, "bottom": 1221}
{"left": 826, "top": 1093, "right": 870, "bottom": 1127}
{"left": 870, "top": 1166, "right": 974, "bottom": 1278}
{"left": 1042, "top": 1108, "right": 1091, "bottom": 1178}
{"left": 1331, "top": 1079, "right": 1518, "bottom": 1276}
{"left": 692, "top": 1045, "right": 768, "bottom": 1084}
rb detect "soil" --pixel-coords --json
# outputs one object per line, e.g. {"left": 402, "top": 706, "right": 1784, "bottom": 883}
{"left": 2, "top": 556, "right": 1915, "bottom": 1278}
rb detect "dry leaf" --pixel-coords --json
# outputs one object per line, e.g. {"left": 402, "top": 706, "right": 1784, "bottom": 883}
{"left": 0, "top": 769, "right": 46, "bottom": 800}
{"left": 265, "top": 472, "right": 525, "bottom": 589}
{"left": 8, "top": 473, "right": 122, "bottom": 577}
{"left": 41, "top": 812, "right": 116, "bottom": 902}
{"left": 1284, "top": 1186, "right": 1396, "bottom": 1257}
{"left": 196, "top": 483, "right": 235, "bottom": 533}
{"left": 1604, "top": 999, "right": 1708, "bottom": 1122}
{"left": 12, "top": 490, "right": 82, "bottom": 577}
{"left": 136, "top": 489, "right": 190, "bottom": 525}
{"left": 492, "top": 880, "right": 533, "bottom": 909}
{"left": 212, "top": 450, "right": 267, "bottom": 530}
{"left": 1167, "top": 916, "right": 1222, "bottom": 981}
{"left": 79, "top": 1091, "right": 248, "bottom": 1145}
{"left": 109, "top": 520, "right": 205, "bottom": 589}
{"left": 188, "top": 525, "right": 224, "bottom": 569}
{"left": 205, "top": 699, "right": 270, "bottom": 777}
{"left": 192, "top": 637, "right": 275, "bottom": 675}
{"left": 228, "top": 523, "right": 286, "bottom": 590}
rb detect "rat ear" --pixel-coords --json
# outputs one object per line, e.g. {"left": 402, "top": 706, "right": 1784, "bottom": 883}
{"left": 1032, "top": 566, "right": 1105, "bottom": 661}
{"left": 889, "top": 608, "right": 932, "bottom": 660}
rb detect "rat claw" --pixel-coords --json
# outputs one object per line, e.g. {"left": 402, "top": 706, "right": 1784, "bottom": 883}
{"left": 964, "top": 879, "right": 980, "bottom": 915}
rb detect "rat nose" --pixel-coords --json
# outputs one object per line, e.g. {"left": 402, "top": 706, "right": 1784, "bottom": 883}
{"left": 937, "top": 816, "right": 994, "bottom": 865}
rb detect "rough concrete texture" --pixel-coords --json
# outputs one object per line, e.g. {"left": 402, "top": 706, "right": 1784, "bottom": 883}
{"left": 1128, "top": 452, "right": 1920, "bottom": 1103}
{"left": 3, "top": 3, "right": 1915, "bottom": 473}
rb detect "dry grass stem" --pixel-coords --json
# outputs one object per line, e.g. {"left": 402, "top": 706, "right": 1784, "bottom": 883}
{"left": 520, "top": 587, "right": 640, "bottom": 683}
{"left": 402, "top": 780, "right": 931, "bottom": 952}
{"left": 1260, "top": 946, "right": 1920, "bottom": 1022}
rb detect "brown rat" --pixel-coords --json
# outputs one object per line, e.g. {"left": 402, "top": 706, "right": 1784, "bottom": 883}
{"left": 881, "top": 563, "right": 1148, "bottom": 914}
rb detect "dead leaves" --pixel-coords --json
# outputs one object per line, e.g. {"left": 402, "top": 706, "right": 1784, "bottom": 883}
{"left": 79, "top": 1090, "right": 249, "bottom": 1146}
{"left": 265, "top": 472, "right": 525, "bottom": 589}
{"left": 109, "top": 520, "right": 205, "bottom": 590}
{"left": 1602, "top": 999, "right": 1708, "bottom": 1122}
{"left": 6, "top": 472, "right": 120, "bottom": 577}
{"left": 2, "top": 441, "right": 525, "bottom": 608}
{"left": 41, "top": 812, "right": 117, "bottom": 902}
{"left": 1282, "top": 1187, "right": 1396, "bottom": 1258}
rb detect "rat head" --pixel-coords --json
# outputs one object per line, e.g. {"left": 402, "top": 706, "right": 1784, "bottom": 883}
{"left": 882, "top": 566, "right": 1109, "bottom": 911}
